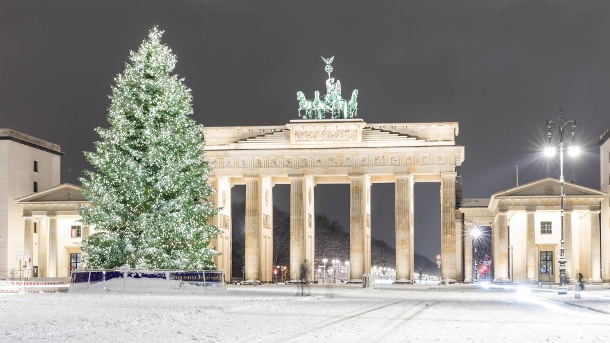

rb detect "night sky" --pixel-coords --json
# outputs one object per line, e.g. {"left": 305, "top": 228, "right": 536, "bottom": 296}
{"left": 2, "top": 1, "right": 610, "bottom": 262}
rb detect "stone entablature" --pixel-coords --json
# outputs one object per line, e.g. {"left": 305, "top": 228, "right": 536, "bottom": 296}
{"left": 204, "top": 120, "right": 463, "bottom": 180}
{"left": 203, "top": 120, "right": 459, "bottom": 148}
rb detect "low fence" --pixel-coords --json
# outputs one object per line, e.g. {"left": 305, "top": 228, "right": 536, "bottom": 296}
{"left": 0, "top": 280, "right": 70, "bottom": 293}
{"left": 70, "top": 270, "right": 226, "bottom": 293}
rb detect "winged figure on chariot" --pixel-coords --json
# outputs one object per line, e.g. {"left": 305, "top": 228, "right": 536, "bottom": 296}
{"left": 297, "top": 56, "right": 359, "bottom": 120}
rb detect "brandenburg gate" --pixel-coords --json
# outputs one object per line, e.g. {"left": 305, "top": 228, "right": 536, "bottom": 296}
{"left": 205, "top": 58, "right": 465, "bottom": 283}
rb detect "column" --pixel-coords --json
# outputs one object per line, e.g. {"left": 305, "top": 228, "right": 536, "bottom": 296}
{"left": 349, "top": 174, "right": 371, "bottom": 281}
{"left": 48, "top": 217, "right": 58, "bottom": 277}
{"left": 211, "top": 177, "right": 233, "bottom": 281}
{"left": 590, "top": 211, "right": 602, "bottom": 283}
{"left": 563, "top": 210, "right": 573, "bottom": 281}
{"left": 38, "top": 217, "right": 48, "bottom": 277}
{"left": 440, "top": 173, "right": 457, "bottom": 280}
{"left": 464, "top": 229, "right": 473, "bottom": 283}
{"left": 395, "top": 174, "right": 413, "bottom": 282}
{"left": 289, "top": 175, "right": 315, "bottom": 281}
{"left": 24, "top": 219, "right": 33, "bottom": 271}
{"left": 259, "top": 176, "right": 274, "bottom": 283}
{"left": 493, "top": 211, "right": 509, "bottom": 282}
{"left": 455, "top": 211, "right": 463, "bottom": 281}
{"left": 526, "top": 210, "right": 537, "bottom": 281}
{"left": 244, "top": 178, "right": 261, "bottom": 281}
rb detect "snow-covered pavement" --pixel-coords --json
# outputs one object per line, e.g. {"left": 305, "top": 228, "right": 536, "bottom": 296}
{"left": 1, "top": 283, "right": 609, "bottom": 342}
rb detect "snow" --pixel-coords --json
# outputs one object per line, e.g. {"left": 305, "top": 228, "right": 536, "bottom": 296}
{"left": 1, "top": 283, "right": 609, "bottom": 342}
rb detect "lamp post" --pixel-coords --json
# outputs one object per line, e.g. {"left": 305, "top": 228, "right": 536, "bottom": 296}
{"left": 322, "top": 258, "right": 328, "bottom": 283}
{"left": 545, "top": 109, "right": 578, "bottom": 291}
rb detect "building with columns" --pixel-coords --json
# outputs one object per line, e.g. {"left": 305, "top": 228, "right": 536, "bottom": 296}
{"left": 460, "top": 178, "right": 604, "bottom": 284}
{"left": 204, "top": 119, "right": 465, "bottom": 283}
{"left": 599, "top": 129, "right": 610, "bottom": 282}
{"left": 0, "top": 129, "right": 62, "bottom": 278}
{"left": 15, "top": 184, "right": 90, "bottom": 278}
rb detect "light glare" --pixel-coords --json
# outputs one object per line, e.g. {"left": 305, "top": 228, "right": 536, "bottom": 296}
{"left": 470, "top": 227, "right": 482, "bottom": 238}
{"left": 568, "top": 146, "right": 580, "bottom": 157}
{"left": 544, "top": 147, "right": 556, "bottom": 157}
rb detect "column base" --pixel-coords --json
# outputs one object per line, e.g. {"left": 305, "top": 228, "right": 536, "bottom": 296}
{"left": 463, "top": 278, "right": 473, "bottom": 284}
{"left": 588, "top": 278, "right": 603, "bottom": 285}
{"left": 394, "top": 279, "right": 413, "bottom": 284}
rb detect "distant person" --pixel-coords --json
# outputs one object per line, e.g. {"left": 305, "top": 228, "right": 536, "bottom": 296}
{"left": 578, "top": 272, "right": 585, "bottom": 291}
{"left": 419, "top": 268, "right": 422, "bottom": 284}
{"left": 298, "top": 260, "right": 311, "bottom": 296}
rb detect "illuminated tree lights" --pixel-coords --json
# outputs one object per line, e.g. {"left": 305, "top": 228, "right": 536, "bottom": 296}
{"left": 79, "top": 27, "right": 219, "bottom": 270}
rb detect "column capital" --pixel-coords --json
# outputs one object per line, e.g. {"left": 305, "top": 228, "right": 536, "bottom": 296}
{"left": 441, "top": 172, "right": 457, "bottom": 178}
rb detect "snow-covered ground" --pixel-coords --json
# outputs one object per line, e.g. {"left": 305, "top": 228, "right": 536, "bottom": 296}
{"left": 1, "top": 283, "right": 609, "bottom": 342}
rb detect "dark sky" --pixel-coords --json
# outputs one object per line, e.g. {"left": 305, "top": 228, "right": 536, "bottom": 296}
{"left": 2, "top": 0, "right": 610, "bottom": 262}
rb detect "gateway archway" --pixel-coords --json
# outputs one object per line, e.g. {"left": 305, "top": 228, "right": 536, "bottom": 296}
{"left": 205, "top": 119, "right": 464, "bottom": 283}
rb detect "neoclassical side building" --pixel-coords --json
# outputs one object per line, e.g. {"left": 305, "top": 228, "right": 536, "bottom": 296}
{"left": 460, "top": 178, "right": 604, "bottom": 284}
{"left": 0, "top": 129, "right": 62, "bottom": 278}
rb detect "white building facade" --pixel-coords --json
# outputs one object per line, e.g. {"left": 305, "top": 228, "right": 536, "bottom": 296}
{"left": 0, "top": 129, "right": 62, "bottom": 278}
{"left": 461, "top": 178, "right": 604, "bottom": 284}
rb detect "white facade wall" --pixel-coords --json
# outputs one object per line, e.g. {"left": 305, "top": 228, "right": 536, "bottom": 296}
{"left": 0, "top": 130, "right": 61, "bottom": 278}
{"left": 600, "top": 133, "right": 610, "bottom": 281}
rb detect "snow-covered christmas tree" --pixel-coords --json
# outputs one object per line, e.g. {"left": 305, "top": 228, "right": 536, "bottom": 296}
{"left": 79, "top": 27, "right": 219, "bottom": 270}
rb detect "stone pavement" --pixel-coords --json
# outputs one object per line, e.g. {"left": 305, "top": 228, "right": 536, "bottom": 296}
{"left": 531, "top": 283, "right": 610, "bottom": 314}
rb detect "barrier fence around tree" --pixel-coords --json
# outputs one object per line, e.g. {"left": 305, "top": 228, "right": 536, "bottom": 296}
{"left": 70, "top": 270, "right": 226, "bottom": 293}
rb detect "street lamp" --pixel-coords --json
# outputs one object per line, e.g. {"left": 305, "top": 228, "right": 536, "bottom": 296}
{"left": 322, "top": 258, "right": 328, "bottom": 283}
{"left": 545, "top": 109, "right": 578, "bottom": 291}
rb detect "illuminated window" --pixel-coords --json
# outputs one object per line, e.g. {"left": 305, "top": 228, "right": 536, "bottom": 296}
{"left": 71, "top": 225, "right": 82, "bottom": 238}
{"left": 540, "top": 221, "right": 552, "bottom": 234}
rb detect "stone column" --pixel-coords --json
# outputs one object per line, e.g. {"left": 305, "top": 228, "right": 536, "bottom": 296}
{"left": 290, "top": 176, "right": 315, "bottom": 281}
{"left": 395, "top": 174, "right": 414, "bottom": 282}
{"left": 455, "top": 211, "right": 463, "bottom": 281}
{"left": 211, "top": 177, "right": 233, "bottom": 281}
{"left": 245, "top": 178, "right": 261, "bottom": 281}
{"left": 440, "top": 173, "right": 457, "bottom": 281}
{"left": 493, "top": 211, "right": 509, "bottom": 282}
{"left": 48, "top": 217, "right": 58, "bottom": 277}
{"left": 259, "top": 176, "right": 274, "bottom": 283}
{"left": 349, "top": 174, "right": 371, "bottom": 281}
{"left": 38, "top": 217, "right": 48, "bottom": 277}
{"left": 526, "top": 210, "right": 537, "bottom": 282}
{"left": 464, "top": 229, "right": 473, "bottom": 283}
{"left": 563, "top": 210, "right": 573, "bottom": 281}
{"left": 590, "top": 211, "right": 602, "bottom": 283}
{"left": 24, "top": 219, "right": 33, "bottom": 271}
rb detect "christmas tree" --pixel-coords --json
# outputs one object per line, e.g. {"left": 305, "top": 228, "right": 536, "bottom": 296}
{"left": 79, "top": 27, "right": 219, "bottom": 270}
